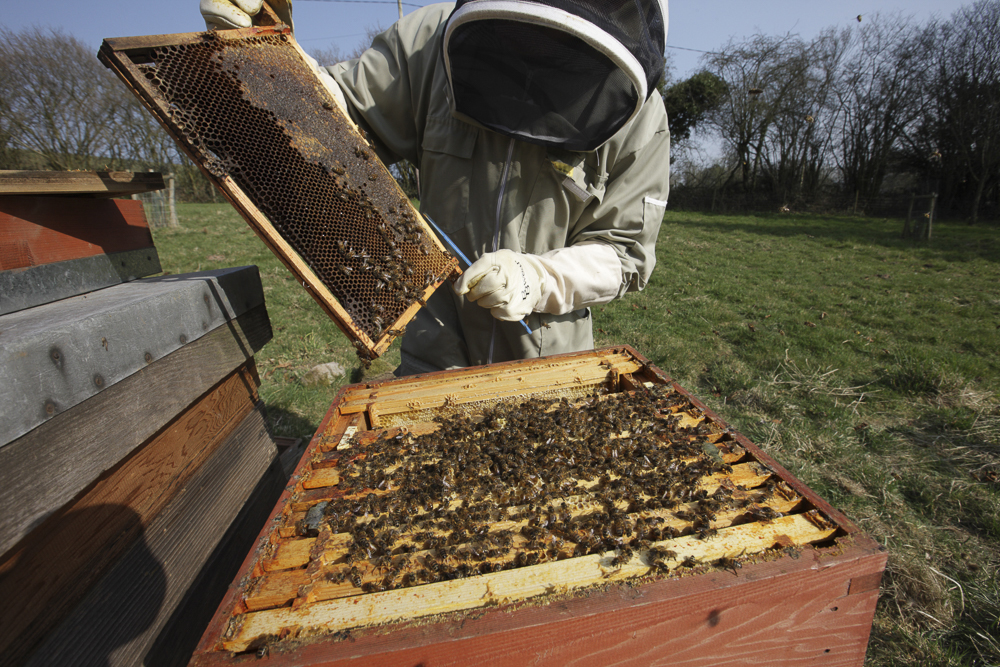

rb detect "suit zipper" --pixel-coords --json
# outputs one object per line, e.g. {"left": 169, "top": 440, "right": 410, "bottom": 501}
{"left": 487, "top": 137, "right": 516, "bottom": 365}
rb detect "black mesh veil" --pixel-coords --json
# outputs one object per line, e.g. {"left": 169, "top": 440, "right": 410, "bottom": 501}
{"left": 443, "top": 0, "right": 666, "bottom": 151}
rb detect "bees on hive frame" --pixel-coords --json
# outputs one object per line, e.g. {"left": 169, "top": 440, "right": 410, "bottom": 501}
{"left": 313, "top": 386, "right": 748, "bottom": 592}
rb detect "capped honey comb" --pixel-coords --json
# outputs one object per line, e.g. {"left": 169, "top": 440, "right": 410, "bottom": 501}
{"left": 99, "top": 27, "right": 459, "bottom": 359}
{"left": 191, "top": 347, "right": 881, "bottom": 660}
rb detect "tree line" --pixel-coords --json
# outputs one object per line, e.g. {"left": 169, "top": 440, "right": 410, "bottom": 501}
{"left": 664, "top": 0, "right": 1000, "bottom": 222}
{"left": 2, "top": 2, "right": 998, "bottom": 221}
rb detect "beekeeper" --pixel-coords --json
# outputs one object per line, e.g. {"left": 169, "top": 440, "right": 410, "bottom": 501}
{"left": 201, "top": 0, "right": 670, "bottom": 375}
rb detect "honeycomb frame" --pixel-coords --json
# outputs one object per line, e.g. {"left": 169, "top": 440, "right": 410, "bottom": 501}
{"left": 99, "top": 27, "right": 460, "bottom": 358}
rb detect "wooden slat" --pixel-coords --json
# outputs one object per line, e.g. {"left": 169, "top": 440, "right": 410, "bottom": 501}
{"left": 0, "top": 248, "right": 162, "bottom": 317}
{"left": 0, "top": 170, "right": 165, "bottom": 196}
{"left": 244, "top": 493, "right": 803, "bottom": 612}
{"left": 224, "top": 513, "right": 836, "bottom": 652}
{"left": 197, "top": 543, "right": 885, "bottom": 667}
{"left": 0, "top": 364, "right": 260, "bottom": 666}
{"left": 0, "top": 304, "right": 272, "bottom": 557}
{"left": 0, "top": 264, "right": 266, "bottom": 446}
{"left": 24, "top": 404, "right": 280, "bottom": 667}
{"left": 337, "top": 354, "right": 642, "bottom": 416}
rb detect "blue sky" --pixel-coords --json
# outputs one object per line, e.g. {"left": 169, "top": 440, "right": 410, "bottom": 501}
{"left": 5, "top": 0, "right": 972, "bottom": 78}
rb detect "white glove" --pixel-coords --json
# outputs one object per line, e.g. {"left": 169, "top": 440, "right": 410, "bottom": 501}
{"left": 455, "top": 249, "right": 545, "bottom": 321}
{"left": 455, "top": 243, "right": 622, "bottom": 321}
{"left": 201, "top": 0, "right": 263, "bottom": 29}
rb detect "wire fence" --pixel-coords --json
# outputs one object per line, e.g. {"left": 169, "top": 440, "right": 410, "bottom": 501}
{"left": 667, "top": 186, "right": 995, "bottom": 223}
{"left": 132, "top": 173, "right": 178, "bottom": 229}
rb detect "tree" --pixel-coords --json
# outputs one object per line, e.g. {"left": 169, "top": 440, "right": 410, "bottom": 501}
{"left": 831, "top": 14, "right": 926, "bottom": 209}
{"left": 0, "top": 28, "right": 121, "bottom": 170}
{"left": 935, "top": 1, "right": 1000, "bottom": 223}
{"left": 661, "top": 71, "right": 727, "bottom": 147}
{"left": 705, "top": 33, "right": 839, "bottom": 202}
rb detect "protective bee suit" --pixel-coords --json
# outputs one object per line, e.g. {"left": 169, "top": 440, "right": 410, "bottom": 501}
{"left": 201, "top": 0, "right": 671, "bottom": 375}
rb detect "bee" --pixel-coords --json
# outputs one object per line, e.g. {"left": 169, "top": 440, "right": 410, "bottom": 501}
{"left": 355, "top": 146, "right": 370, "bottom": 160}
{"left": 338, "top": 264, "right": 353, "bottom": 276}
{"left": 715, "top": 556, "right": 742, "bottom": 575}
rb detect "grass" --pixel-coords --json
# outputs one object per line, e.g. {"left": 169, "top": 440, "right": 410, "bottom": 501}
{"left": 152, "top": 204, "right": 1000, "bottom": 666}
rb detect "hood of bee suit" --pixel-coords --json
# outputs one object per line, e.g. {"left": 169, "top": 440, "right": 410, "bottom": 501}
{"left": 442, "top": 0, "right": 667, "bottom": 152}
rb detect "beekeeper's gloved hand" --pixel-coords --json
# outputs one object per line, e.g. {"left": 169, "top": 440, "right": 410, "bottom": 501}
{"left": 200, "top": 0, "right": 293, "bottom": 30}
{"left": 455, "top": 244, "right": 622, "bottom": 322}
{"left": 201, "top": 0, "right": 262, "bottom": 29}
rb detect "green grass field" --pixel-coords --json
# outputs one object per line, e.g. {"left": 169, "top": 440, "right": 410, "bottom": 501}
{"left": 152, "top": 204, "right": 999, "bottom": 666}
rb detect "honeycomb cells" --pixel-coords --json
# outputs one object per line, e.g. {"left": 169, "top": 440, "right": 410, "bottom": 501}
{"left": 134, "top": 33, "right": 453, "bottom": 342}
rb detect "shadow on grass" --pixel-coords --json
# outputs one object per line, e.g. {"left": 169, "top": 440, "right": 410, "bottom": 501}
{"left": 263, "top": 404, "right": 320, "bottom": 440}
{"left": 672, "top": 213, "right": 1000, "bottom": 264}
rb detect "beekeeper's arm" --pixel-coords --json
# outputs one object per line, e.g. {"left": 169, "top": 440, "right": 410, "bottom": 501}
{"left": 457, "top": 101, "right": 671, "bottom": 322}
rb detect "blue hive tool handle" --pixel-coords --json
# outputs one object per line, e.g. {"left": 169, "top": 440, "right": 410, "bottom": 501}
{"left": 423, "top": 214, "right": 532, "bottom": 335}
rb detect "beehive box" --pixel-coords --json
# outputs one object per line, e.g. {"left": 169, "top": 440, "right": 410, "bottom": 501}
{"left": 99, "top": 25, "right": 460, "bottom": 361}
{"left": 191, "top": 347, "right": 885, "bottom": 666}
{"left": 1, "top": 174, "right": 285, "bottom": 665}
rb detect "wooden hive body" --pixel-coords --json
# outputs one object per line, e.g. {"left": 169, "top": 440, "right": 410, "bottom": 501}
{"left": 1, "top": 176, "right": 285, "bottom": 665}
{"left": 99, "top": 27, "right": 460, "bottom": 360}
{"left": 191, "top": 347, "right": 886, "bottom": 666}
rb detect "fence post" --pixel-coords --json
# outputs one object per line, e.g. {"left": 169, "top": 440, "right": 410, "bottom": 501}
{"left": 167, "top": 173, "right": 179, "bottom": 227}
{"left": 926, "top": 193, "right": 937, "bottom": 241}
{"left": 903, "top": 194, "right": 915, "bottom": 238}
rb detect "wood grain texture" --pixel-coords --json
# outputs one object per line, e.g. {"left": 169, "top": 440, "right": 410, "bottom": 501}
{"left": 0, "top": 170, "right": 165, "bottom": 196}
{"left": 24, "top": 404, "right": 280, "bottom": 667}
{"left": 0, "top": 196, "right": 153, "bottom": 270}
{"left": 0, "top": 364, "right": 260, "bottom": 666}
{"left": 0, "top": 304, "right": 272, "bottom": 557}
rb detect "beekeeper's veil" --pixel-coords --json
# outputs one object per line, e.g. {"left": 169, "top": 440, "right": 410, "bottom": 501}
{"left": 443, "top": 0, "right": 667, "bottom": 151}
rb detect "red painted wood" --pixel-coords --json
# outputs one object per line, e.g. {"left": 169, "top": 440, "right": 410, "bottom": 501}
{"left": 0, "top": 196, "right": 153, "bottom": 270}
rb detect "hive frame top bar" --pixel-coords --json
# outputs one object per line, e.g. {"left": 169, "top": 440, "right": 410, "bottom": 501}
{"left": 190, "top": 346, "right": 884, "bottom": 663}
{"left": 99, "top": 27, "right": 460, "bottom": 359}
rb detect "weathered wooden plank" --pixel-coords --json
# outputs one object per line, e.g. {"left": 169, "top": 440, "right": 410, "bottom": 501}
{"left": 24, "top": 404, "right": 280, "bottom": 667}
{"left": 0, "top": 304, "right": 272, "bottom": 557}
{"left": 0, "top": 196, "right": 153, "bottom": 271}
{"left": 0, "top": 265, "right": 265, "bottom": 446}
{"left": 0, "top": 248, "right": 162, "bottom": 316}
{"left": 0, "top": 364, "right": 260, "bottom": 666}
{"left": 0, "top": 170, "right": 165, "bottom": 196}
{"left": 142, "top": 450, "right": 288, "bottom": 667}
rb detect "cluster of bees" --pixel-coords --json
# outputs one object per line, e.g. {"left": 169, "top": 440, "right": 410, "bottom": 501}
{"left": 301, "top": 385, "right": 780, "bottom": 593}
